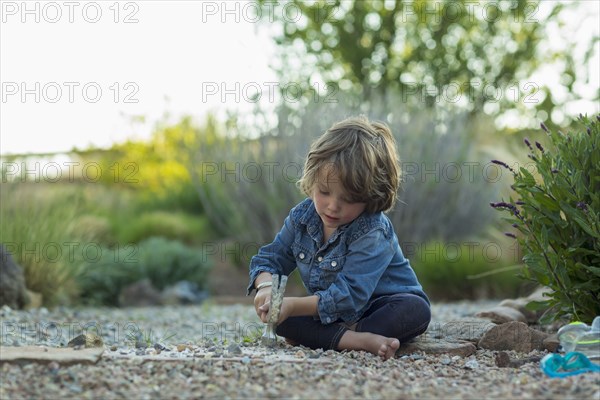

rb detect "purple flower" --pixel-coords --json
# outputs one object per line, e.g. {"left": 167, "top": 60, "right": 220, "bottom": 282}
{"left": 535, "top": 141, "right": 544, "bottom": 152}
{"left": 540, "top": 122, "right": 549, "bottom": 133}
{"left": 491, "top": 160, "right": 515, "bottom": 172}
{"left": 577, "top": 202, "right": 588, "bottom": 212}
{"left": 596, "top": 115, "right": 600, "bottom": 122}
{"left": 512, "top": 223, "right": 519, "bottom": 228}
{"left": 587, "top": 127, "right": 591, "bottom": 136}
{"left": 490, "top": 202, "right": 521, "bottom": 216}
{"left": 551, "top": 169, "right": 559, "bottom": 174}
{"left": 515, "top": 201, "right": 525, "bottom": 205}
{"left": 504, "top": 232, "right": 517, "bottom": 239}
{"left": 528, "top": 154, "right": 538, "bottom": 161}
{"left": 524, "top": 138, "right": 533, "bottom": 151}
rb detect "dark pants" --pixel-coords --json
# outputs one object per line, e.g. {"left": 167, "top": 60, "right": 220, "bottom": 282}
{"left": 276, "top": 293, "right": 431, "bottom": 351}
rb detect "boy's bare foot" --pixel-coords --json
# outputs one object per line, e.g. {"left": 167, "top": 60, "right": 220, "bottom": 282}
{"left": 337, "top": 331, "right": 400, "bottom": 361}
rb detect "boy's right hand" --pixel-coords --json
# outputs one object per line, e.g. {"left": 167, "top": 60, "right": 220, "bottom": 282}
{"left": 254, "top": 287, "right": 272, "bottom": 323}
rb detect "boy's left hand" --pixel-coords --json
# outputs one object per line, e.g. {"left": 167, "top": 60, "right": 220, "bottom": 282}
{"left": 277, "top": 298, "right": 294, "bottom": 324}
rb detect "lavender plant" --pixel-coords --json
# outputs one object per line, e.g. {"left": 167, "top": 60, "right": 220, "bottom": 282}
{"left": 491, "top": 115, "right": 600, "bottom": 323}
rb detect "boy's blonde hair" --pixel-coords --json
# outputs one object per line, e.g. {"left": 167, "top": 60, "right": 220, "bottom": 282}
{"left": 298, "top": 115, "right": 401, "bottom": 213}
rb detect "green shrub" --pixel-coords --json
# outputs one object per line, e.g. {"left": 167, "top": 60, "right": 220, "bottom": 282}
{"left": 491, "top": 115, "right": 600, "bottom": 323}
{"left": 77, "top": 237, "right": 213, "bottom": 306}
{"left": 186, "top": 95, "right": 501, "bottom": 258}
{"left": 69, "top": 215, "right": 114, "bottom": 244}
{"left": 0, "top": 183, "right": 85, "bottom": 305}
{"left": 411, "top": 241, "right": 524, "bottom": 300}
{"left": 114, "top": 211, "right": 213, "bottom": 245}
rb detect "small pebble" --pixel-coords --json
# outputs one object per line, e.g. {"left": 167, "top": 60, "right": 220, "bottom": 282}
{"left": 227, "top": 343, "right": 243, "bottom": 355}
{"left": 176, "top": 344, "right": 188, "bottom": 352}
{"left": 464, "top": 359, "right": 479, "bottom": 370}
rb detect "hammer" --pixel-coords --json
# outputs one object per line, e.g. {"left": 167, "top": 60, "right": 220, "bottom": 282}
{"left": 261, "top": 274, "right": 288, "bottom": 347}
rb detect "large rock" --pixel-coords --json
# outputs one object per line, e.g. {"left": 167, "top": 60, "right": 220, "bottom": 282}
{"left": 398, "top": 337, "right": 476, "bottom": 357}
{"left": 498, "top": 299, "right": 538, "bottom": 324}
{"left": 118, "top": 278, "right": 162, "bottom": 307}
{"left": 475, "top": 306, "right": 527, "bottom": 324}
{"left": 429, "top": 318, "right": 497, "bottom": 343}
{"left": 0, "top": 245, "right": 29, "bottom": 309}
{"left": 160, "top": 281, "right": 208, "bottom": 305}
{"left": 478, "top": 321, "right": 549, "bottom": 353}
{"left": 0, "top": 346, "right": 103, "bottom": 365}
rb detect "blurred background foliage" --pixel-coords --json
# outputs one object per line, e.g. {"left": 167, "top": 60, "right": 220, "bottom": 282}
{"left": 1, "top": 0, "right": 597, "bottom": 306}
{"left": 259, "top": 0, "right": 597, "bottom": 127}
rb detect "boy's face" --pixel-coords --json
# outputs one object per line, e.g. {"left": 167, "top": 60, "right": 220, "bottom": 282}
{"left": 312, "top": 166, "right": 366, "bottom": 234}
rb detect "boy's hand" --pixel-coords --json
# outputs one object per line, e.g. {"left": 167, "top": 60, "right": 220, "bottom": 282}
{"left": 254, "top": 287, "right": 272, "bottom": 323}
{"left": 256, "top": 296, "right": 319, "bottom": 324}
{"left": 277, "top": 298, "right": 294, "bottom": 324}
{"left": 258, "top": 297, "right": 294, "bottom": 324}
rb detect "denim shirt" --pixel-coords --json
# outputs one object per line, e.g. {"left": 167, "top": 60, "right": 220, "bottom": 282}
{"left": 247, "top": 198, "right": 429, "bottom": 325}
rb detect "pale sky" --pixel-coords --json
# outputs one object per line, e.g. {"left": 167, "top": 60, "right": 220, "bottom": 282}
{"left": 1, "top": 0, "right": 598, "bottom": 155}
{"left": 1, "top": 0, "right": 279, "bottom": 154}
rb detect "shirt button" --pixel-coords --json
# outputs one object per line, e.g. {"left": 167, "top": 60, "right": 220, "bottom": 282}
{"left": 299, "top": 253, "right": 305, "bottom": 260}
{"left": 317, "top": 256, "right": 323, "bottom": 262}
{"left": 331, "top": 261, "right": 337, "bottom": 267}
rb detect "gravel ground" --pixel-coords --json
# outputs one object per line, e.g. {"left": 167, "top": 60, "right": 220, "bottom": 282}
{"left": 1, "top": 301, "right": 599, "bottom": 399}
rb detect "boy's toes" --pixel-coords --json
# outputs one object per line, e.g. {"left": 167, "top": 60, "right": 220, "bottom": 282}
{"left": 380, "top": 338, "right": 400, "bottom": 360}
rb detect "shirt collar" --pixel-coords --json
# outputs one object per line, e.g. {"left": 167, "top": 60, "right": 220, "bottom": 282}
{"left": 299, "top": 199, "right": 354, "bottom": 245}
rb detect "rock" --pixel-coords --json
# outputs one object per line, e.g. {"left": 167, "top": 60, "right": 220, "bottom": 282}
{"left": 67, "top": 333, "right": 103, "bottom": 348}
{"left": 498, "top": 299, "right": 538, "bottom": 324}
{"left": 153, "top": 343, "right": 168, "bottom": 352}
{"left": 464, "top": 359, "right": 479, "bottom": 369}
{"left": 432, "top": 318, "right": 497, "bottom": 343}
{"left": 475, "top": 306, "right": 527, "bottom": 324}
{"left": 118, "top": 279, "right": 162, "bottom": 307}
{"left": 526, "top": 286, "right": 553, "bottom": 303}
{"left": 398, "top": 338, "right": 476, "bottom": 357}
{"left": 478, "top": 321, "right": 531, "bottom": 352}
{"left": 0, "top": 245, "right": 29, "bottom": 309}
{"left": 543, "top": 334, "right": 560, "bottom": 353}
{"left": 477, "top": 321, "right": 549, "bottom": 353}
{"left": 0, "top": 346, "right": 103, "bottom": 365}
{"left": 176, "top": 344, "right": 189, "bottom": 352}
{"left": 227, "top": 343, "right": 243, "bottom": 355}
{"left": 160, "top": 281, "right": 208, "bottom": 305}
{"left": 529, "top": 328, "right": 550, "bottom": 351}
{"left": 495, "top": 351, "right": 543, "bottom": 368}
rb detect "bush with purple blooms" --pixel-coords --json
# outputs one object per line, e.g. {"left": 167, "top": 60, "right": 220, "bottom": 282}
{"left": 491, "top": 114, "right": 600, "bottom": 324}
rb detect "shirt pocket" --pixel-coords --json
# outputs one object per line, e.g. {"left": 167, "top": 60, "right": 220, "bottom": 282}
{"left": 317, "top": 254, "right": 345, "bottom": 287}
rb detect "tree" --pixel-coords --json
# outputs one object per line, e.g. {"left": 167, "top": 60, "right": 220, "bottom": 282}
{"left": 259, "top": 0, "right": 596, "bottom": 125}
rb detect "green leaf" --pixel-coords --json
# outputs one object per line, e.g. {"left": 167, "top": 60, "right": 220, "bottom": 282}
{"left": 525, "top": 300, "right": 551, "bottom": 311}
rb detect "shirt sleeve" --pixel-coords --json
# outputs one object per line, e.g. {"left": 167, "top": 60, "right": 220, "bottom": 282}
{"left": 314, "top": 228, "right": 394, "bottom": 324}
{"left": 246, "top": 213, "right": 297, "bottom": 296}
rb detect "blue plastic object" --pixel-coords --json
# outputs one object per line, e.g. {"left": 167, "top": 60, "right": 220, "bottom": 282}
{"left": 541, "top": 352, "right": 600, "bottom": 378}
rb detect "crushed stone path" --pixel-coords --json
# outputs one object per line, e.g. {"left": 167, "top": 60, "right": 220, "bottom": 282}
{"left": 1, "top": 301, "right": 598, "bottom": 399}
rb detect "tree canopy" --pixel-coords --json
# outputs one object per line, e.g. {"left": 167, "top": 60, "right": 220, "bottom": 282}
{"left": 259, "top": 0, "right": 596, "bottom": 126}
